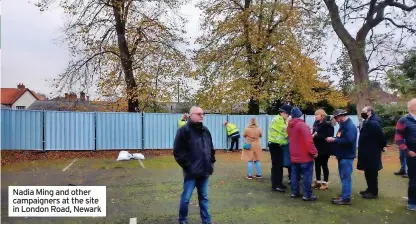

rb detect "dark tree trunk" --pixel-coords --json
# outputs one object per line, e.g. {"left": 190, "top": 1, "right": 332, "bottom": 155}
{"left": 248, "top": 98, "right": 260, "bottom": 115}
{"left": 243, "top": 0, "right": 260, "bottom": 115}
{"left": 112, "top": 0, "right": 139, "bottom": 112}
{"left": 348, "top": 46, "right": 370, "bottom": 118}
{"left": 323, "top": 0, "right": 371, "bottom": 119}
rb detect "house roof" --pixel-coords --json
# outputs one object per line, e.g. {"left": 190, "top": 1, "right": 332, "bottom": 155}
{"left": 1, "top": 88, "right": 44, "bottom": 105}
{"left": 348, "top": 89, "right": 399, "bottom": 104}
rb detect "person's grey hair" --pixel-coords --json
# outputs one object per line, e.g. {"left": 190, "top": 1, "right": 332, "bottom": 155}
{"left": 366, "top": 106, "right": 374, "bottom": 114}
{"left": 189, "top": 106, "right": 201, "bottom": 114}
{"left": 409, "top": 98, "right": 416, "bottom": 108}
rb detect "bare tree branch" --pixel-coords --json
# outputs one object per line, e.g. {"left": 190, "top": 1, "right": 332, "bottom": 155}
{"left": 388, "top": 1, "right": 416, "bottom": 11}
{"left": 384, "top": 17, "right": 416, "bottom": 33}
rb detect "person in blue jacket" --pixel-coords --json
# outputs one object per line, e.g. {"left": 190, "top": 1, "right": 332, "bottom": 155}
{"left": 326, "top": 109, "right": 357, "bottom": 205}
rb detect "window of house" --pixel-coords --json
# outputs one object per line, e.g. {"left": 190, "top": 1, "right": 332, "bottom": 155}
{"left": 16, "top": 106, "right": 26, "bottom": 110}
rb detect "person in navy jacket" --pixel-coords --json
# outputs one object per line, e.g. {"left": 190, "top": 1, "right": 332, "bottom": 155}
{"left": 326, "top": 109, "right": 357, "bottom": 205}
{"left": 173, "top": 106, "right": 216, "bottom": 223}
{"left": 357, "top": 106, "right": 386, "bottom": 199}
{"left": 395, "top": 98, "right": 416, "bottom": 211}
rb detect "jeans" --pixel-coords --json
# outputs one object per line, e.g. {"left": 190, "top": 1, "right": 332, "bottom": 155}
{"left": 315, "top": 154, "right": 329, "bottom": 182}
{"left": 179, "top": 176, "right": 211, "bottom": 224}
{"left": 248, "top": 161, "right": 262, "bottom": 176}
{"left": 269, "top": 143, "right": 284, "bottom": 188}
{"left": 408, "top": 156, "right": 416, "bottom": 205}
{"left": 290, "top": 161, "right": 314, "bottom": 198}
{"left": 230, "top": 137, "right": 239, "bottom": 150}
{"left": 338, "top": 159, "right": 354, "bottom": 200}
{"left": 364, "top": 169, "right": 378, "bottom": 195}
{"left": 400, "top": 150, "right": 408, "bottom": 172}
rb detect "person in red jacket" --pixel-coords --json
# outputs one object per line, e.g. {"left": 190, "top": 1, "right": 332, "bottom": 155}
{"left": 287, "top": 107, "right": 318, "bottom": 201}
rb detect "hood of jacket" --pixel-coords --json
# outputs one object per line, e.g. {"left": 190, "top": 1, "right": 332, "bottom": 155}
{"left": 288, "top": 118, "right": 303, "bottom": 129}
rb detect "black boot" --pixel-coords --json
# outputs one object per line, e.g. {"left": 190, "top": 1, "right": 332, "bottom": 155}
{"left": 394, "top": 169, "right": 406, "bottom": 175}
{"left": 362, "top": 192, "right": 378, "bottom": 199}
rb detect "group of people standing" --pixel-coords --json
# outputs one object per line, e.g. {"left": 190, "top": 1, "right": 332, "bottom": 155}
{"left": 173, "top": 98, "right": 416, "bottom": 224}
{"left": 266, "top": 105, "right": 358, "bottom": 204}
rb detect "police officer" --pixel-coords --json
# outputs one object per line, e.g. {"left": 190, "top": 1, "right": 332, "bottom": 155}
{"left": 224, "top": 121, "right": 240, "bottom": 152}
{"left": 268, "top": 104, "right": 292, "bottom": 192}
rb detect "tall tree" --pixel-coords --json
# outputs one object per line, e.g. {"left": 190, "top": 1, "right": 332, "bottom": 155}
{"left": 195, "top": 0, "right": 346, "bottom": 114}
{"left": 36, "top": 0, "right": 189, "bottom": 112}
{"left": 303, "top": 0, "right": 416, "bottom": 114}
{"left": 386, "top": 50, "right": 416, "bottom": 98}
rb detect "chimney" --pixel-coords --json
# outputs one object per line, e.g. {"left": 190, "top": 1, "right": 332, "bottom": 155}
{"left": 80, "top": 91, "right": 86, "bottom": 101}
{"left": 86, "top": 96, "right": 90, "bottom": 101}
{"left": 64, "top": 93, "right": 69, "bottom": 100}
{"left": 69, "top": 93, "right": 77, "bottom": 101}
{"left": 17, "top": 83, "right": 25, "bottom": 89}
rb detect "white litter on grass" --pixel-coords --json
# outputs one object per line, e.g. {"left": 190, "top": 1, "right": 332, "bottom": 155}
{"left": 117, "top": 151, "right": 133, "bottom": 161}
{"left": 117, "top": 151, "right": 145, "bottom": 168}
{"left": 131, "top": 153, "right": 145, "bottom": 160}
{"left": 117, "top": 151, "right": 145, "bottom": 160}
{"left": 130, "top": 217, "right": 137, "bottom": 224}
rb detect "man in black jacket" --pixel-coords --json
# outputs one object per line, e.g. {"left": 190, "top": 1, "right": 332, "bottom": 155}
{"left": 357, "top": 106, "right": 387, "bottom": 199}
{"left": 173, "top": 106, "right": 216, "bottom": 224}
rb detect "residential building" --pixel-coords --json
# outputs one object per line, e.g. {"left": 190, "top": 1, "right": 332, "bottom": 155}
{"left": 1, "top": 84, "right": 45, "bottom": 109}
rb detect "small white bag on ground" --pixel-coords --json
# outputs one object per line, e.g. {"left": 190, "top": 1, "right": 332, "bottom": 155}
{"left": 117, "top": 151, "right": 133, "bottom": 161}
{"left": 131, "top": 153, "right": 145, "bottom": 160}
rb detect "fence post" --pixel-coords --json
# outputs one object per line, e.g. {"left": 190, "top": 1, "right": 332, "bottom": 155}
{"left": 94, "top": 112, "right": 97, "bottom": 151}
{"left": 226, "top": 114, "right": 229, "bottom": 150}
{"left": 42, "top": 110, "right": 46, "bottom": 152}
{"left": 141, "top": 112, "right": 145, "bottom": 151}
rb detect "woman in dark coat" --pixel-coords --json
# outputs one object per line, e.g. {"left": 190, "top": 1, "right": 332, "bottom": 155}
{"left": 357, "top": 107, "right": 387, "bottom": 198}
{"left": 312, "top": 109, "right": 335, "bottom": 190}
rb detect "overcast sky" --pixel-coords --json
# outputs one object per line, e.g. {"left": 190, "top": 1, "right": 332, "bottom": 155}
{"left": 1, "top": 0, "right": 204, "bottom": 98}
{"left": 1, "top": 0, "right": 413, "bottom": 99}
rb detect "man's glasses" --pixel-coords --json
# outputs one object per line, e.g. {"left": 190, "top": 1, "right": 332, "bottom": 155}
{"left": 191, "top": 113, "right": 205, "bottom": 117}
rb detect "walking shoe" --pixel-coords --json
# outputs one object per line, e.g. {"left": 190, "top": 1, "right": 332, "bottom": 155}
{"left": 291, "top": 193, "right": 300, "bottom": 198}
{"left": 319, "top": 182, "right": 328, "bottom": 190}
{"left": 273, "top": 185, "right": 286, "bottom": 192}
{"left": 332, "top": 195, "right": 342, "bottom": 201}
{"left": 359, "top": 190, "right": 368, "bottom": 195}
{"left": 255, "top": 175, "right": 262, "bottom": 179}
{"left": 362, "top": 193, "right": 378, "bottom": 199}
{"left": 403, "top": 174, "right": 409, "bottom": 178}
{"left": 246, "top": 175, "right": 253, "bottom": 180}
{"left": 408, "top": 204, "right": 416, "bottom": 211}
{"left": 302, "top": 196, "right": 317, "bottom": 201}
{"left": 332, "top": 198, "right": 351, "bottom": 205}
{"left": 394, "top": 169, "right": 406, "bottom": 175}
{"left": 312, "top": 180, "right": 321, "bottom": 189}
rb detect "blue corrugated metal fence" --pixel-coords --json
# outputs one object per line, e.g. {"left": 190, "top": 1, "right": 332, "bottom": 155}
{"left": 0, "top": 109, "right": 360, "bottom": 151}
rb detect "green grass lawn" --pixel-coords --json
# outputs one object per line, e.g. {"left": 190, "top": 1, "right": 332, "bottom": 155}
{"left": 1, "top": 150, "right": 415, "bottom": 224}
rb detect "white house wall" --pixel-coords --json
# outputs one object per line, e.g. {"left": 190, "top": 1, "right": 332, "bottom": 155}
{"left": 12, "top": 91, "right": 37, "bottom": 109}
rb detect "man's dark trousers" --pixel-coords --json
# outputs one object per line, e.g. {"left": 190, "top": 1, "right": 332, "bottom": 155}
{"left": 269, "top": 142, "right": 284, "bottom": 189}
{"left": 364, "top": 169, "right": 378, "bottom": 195}
{"left": 408, "top": 156, "right": 416, "bottom": 205}
{"left": 230, "top": 137, "right": 239, "bottom": 150}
